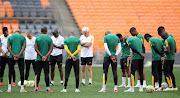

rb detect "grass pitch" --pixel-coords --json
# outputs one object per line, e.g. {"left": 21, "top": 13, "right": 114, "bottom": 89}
{"left": 0, "top": 66, "right": 180, "bottom": 98}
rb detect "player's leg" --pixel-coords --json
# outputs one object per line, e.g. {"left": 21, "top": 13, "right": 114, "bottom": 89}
{"left": 62, "top": 59, "right": 73, "bottom": 92}
{"left": 43, "top": 61, "right": 52, "bottom": 92}
{"left": 11, "top": 59, "right": 16, "bottom": 85}
{"left": 156, "top": 61, "right": 163, "bottom": 91}
{"left": 163, "top": 60, "right": 172, "bottom": 91}
{"left": 50, "top": 56, "right": 55, "bottom": 85}
{"left": 81, "top": 57, "right": 86, "bottom": 86}
{"left": 7, "top": 58, "right": 15, "bottom": 92}
{"left": 169, "top": 60, "right": 177, "bottom": 90}
{"left": 73, "top": 59, "right": 80, "bottom": 92}
{"left": 87, "top": 57, "right": 93, "bottom": 86}
{"left": 34, "top": 61, "right": 42, "bottom": 91}
{"left": 152, "top": 61, "right": 156, "bottom": 87}
{"left": 138, "top": 59, "right": 144, "bottom": 92}
{"left": 126, "top": 59, "right": 131, "bottom": 87}
{"left": 0, "top": 57, "right": 7, "bottom": 84}
{"left": 124, "top": 59, "right": 137, "bottom": 92}
{"left": 32, "top": 60, "right": 37, "bottom": 76}
{"left": 110, "top": 59, "right": 118, "bottom": 92}
{"left": 135, "top": 70, "right": 140, "bottom": 87}
{"left": 57, "top": 54, "right": 63, "bottom": 85}
{"left": 118, "top": 59, "right": 126, "bottom": 87}
{"left": 25, "top": 60, "right": 31, "bottom": 80}
{"left": 99, "top": 57, "right": 110, "bottom": 92}
{"left": 142, "top": 69, "right": 147, "bottom": 88}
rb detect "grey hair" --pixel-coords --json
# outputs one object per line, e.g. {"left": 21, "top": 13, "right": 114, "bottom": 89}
{"left": 26, "top": 30, "right": 32, "bottom": 35}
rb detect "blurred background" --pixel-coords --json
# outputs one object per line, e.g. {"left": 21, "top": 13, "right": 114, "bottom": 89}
{"left": 0, "top": 0, "right": 179, "bottom": 64}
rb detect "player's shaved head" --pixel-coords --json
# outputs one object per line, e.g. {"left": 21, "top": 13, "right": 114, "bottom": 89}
{"left": 105, "top": 31, "right": 111, "bottom": 36}
{"left": 41, "top": 26, "right": 47, "bottom": 34}
{"left": 157, "top": 26, "right": 165, "bottom": 36}
{"left": 15, "top": 30, "right": 21, "bottom": 34}
{"left": 68, "top": 32, "right": 75, "bottom": 36}
{"left": 161, "top": 32, "right": 169, "bottom": 39}
{"left": 144, "top": 33, "right": 152, "bottom": 42}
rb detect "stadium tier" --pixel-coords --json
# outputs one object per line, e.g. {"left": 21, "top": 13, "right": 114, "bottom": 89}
{"left": 67, "top": 0, "right": 180, "bottom": 52}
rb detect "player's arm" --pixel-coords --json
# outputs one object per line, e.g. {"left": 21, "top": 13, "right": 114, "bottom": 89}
{"left": 152, "top": 46, "right": 162, "bottom": 56}
{"left": 161, "top": 45, "right": 165, "bottom": 57}
{"left": 165, "top": 40, "right": 170, "bottom": 54}
{"left": 142, "top": 43, "right": 145, "bottom": 53}
{"left": 35, "top": 45, "right": 43, "bottom": 57}
{"left": 7, "top": 43, "right": 15, "bottom": 57}
{"left": 115, "top": 42, "right": 121, "bottom": 57}
{"left": 175, "top": 46, "right": 177, "bottom": 53}
{"left": 55, "top": 44, "right": 64, "bottom": 49}
{"left": 128, "top": 44, "right": 141, "bottom": 55}
{"left": 45, "top": 45, "right": 53, "bottom": 57}
{"left": 81, "top": 42, "right": 92, "bottom": 47}
{"left": 104, "top": 43, "right": 111, "bottom": 56}
{"left": 72, "top": 45, "right": 81, "bottom": 56}
{"left": 64, "top": 45, "right": 73, "bottom": 56}
{"left": 0, "top": 39, "right": 5, "bottom": 54}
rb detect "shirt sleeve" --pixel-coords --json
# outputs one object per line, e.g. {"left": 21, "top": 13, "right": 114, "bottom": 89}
{"left": 35, "top": 38, "right": 38, "bottom": 45}
{"left": 23, "top": 37, "right": 26, "bottom": 43}
{"left": 126, "top": 39, "right": 131, "bottom": 45}
{"left": 140, "top": 38, "right": 144, "bottom": 44}
{"left": 64, "top": 39, "right": 67, "bottom": 45}
{"left": 50, "top": 38, "right": 53, "bottom": 45}
{"left": 165, "top": 40, "right": 169, "bottom": 47}
{"left": 78, "top": 39, "right": 81, "bottom": 45}
{"left": 61, "top": 37, "right": 64, "bottom": 45}
{"left": 7, "top": 37, "right": 11, "bottom": 44}
{"left": 149, "top": 40, "right": 155, "bottom": 46}
{"left": 90, "top": 36, "right": 94, "bottom": 43}
{"left": 104, "top": 36, "right": 107, "bottom": 43}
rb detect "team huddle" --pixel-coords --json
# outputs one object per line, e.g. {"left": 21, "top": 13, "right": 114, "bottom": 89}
{"left": 0, "top": 26, "right": 177, "bottom": 93}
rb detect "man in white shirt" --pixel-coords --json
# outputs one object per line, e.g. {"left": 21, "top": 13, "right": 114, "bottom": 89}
{"left": 0, "top": 27, "right": 16, "bottom": 86}
{"left": 50, "top": 30, "right": 64, "bottom": 86}
{"left": 80, "top": 27, "right": 94, "bottom": 86}
{"left": 24, "top": 30, "right": 37, "bottom": 80}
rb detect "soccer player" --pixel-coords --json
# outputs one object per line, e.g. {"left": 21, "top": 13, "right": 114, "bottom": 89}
{"left": 24, "top": 30, "right": 37, "bottom": 80}
{"left": 80, "top": 27, "right": 94, "bottom": 86}
{"left": 99, "top": 31, "right": 121, "bottom": 92}
{"left": 50, "top": 30, "right": 64, "bottom": 86}
{"left": 124, "top": 36, "right": 145, "bottom": 92}
{"left": 161, "top": 32, "right": 177, "bottom": 91}
{"left": 0, "top": 27, "right": 16, "bottom": 86}
{"left": 129, "top": 27, "right": 147, "bottom": 88}
{"left": 7, "top": 31, "right": 27, "bottom": 92}
{"left": 144, "top": 34, "right": 164, "bottom": 91}
{"left": 34, "top": 26, "right": 53, "bottom": 92}
{"left": 157, "top": 26, "right": 173, "bottom": 38}
{"left": 61, "top": 32, "right": 81, "bottom": 92}
{"left": 116, "top": 34, "right": 131, "bottom": 88}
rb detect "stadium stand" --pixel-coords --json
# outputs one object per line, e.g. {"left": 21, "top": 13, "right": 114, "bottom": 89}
{"left": 66, "top": 0, "right": 180, "bottom": 52}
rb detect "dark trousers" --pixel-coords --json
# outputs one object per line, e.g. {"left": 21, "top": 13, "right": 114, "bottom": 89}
{"left": 131, "top": 59, "right": 144, "bottom": 86}
{"left": 152, "top": 61, "right": 162, "bottom": 87}
{"left": 8, "top": 58, "right": 24, "bottom": 85}
{"left": 35, "top": 61, "right": 50, "bottom": 87}
{"left": 163, "top": 60, "right": 176, "bottom": 88}
{"left": 0, "top": 57, "right": 15, "bottom": 82}
{"left": 64, "top": 59, "right": 79, "bottom": 89}
{"left": 25, "top": 60, "right": 37, "bottom": 80}
{"left": 103, "top": 57, "right": 118, "bottom": 85}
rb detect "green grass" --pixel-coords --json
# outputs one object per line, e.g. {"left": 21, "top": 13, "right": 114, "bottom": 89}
{"left": 0, "top": 66, "right": 180, "bottom": 98}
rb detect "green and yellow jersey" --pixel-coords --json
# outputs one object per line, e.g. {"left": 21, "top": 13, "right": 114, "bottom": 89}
{"left": 136, "top": 33, "right": 144, "bottom": 44}
{"left": 121, "top": 39, "right": 130, "bottom": 59}
{"left": 164, "top": 37, "right": 176, "bottom": 60}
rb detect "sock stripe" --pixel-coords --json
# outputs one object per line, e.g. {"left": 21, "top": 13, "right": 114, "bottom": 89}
{"left": 131, "top": 74, "right": 134, "bottom": 86}
{"left": 152, "top": 75, "right": 154, "bottom": 87}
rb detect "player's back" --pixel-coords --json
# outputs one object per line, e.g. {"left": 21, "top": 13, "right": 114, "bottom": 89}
{"left": 104, "top": 34, "right": 119, "bottom": 51}
{"left": 64, "top": 36, "right": 80, "bottom": 54}
{"left": 136, "top": 33, "right": 144, "bottom": 44}
{"left": 165, "top": 37, "right": 176, "bottom": 60}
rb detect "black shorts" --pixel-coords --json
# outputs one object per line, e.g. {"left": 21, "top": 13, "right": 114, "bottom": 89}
{"left": 81, "top": 57, "right": 93, "bottom": 65}
{"left": 50, "top": 54, "right": 63, "bottom": 66}
{"left": 131, "top": 59, "right": 144, "bottom": 71}
{"left": 120, "top": 58, "right": 130, "bottom": 69}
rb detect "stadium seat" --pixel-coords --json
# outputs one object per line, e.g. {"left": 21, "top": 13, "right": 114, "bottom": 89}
{"left": 0, "top": 5, "right": 5, "bottom": 17}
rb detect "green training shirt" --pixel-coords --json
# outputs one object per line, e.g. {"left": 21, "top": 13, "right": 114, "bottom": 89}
{"left": 7, "top": 33, "right": 26, "bottom": 58}
{"left": 104, "top": 34, "right": 120, "bottom": 57}
{"left": 64, "top": 36, "right": 81, "bottom": 59}
{"left": 164, "top": 37, "right": 176, "bottom": 60}
{"left": 126, "top": 37, "right": 143, "bottom": 60}
{"left": 136, "top": 33, "right": 144, "bottom": 44}
{"left": 121, "top": 39, "right": 130, "bottom": 59}
{"left": 149, "top": 37, "right": 162, "bottom": 61}
{"left": 35, "top": 34, "right": 53, "bottom": 61}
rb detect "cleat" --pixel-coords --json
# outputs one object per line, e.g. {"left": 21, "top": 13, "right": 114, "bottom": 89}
{"left": 138, "top": 88, "right": 143, "bottom": 92}
{"left": 88, "top": 83, "right": 92, "bottom": 86}
{"left": 173, "top": 87, "right": 178, "bottom": 91}
{"left": 124, "top": 88, "right": 134, "bottom": 92}
{"left": 143, "top": 85, "right": 147, "bottom": 88}
{"left": 38, "top": 85, "right": 40, "bottom": 90}
{"left": 20, "top": 89, "right": 27, "bottom": 92}
{"left": 118, "top": 84, "right": 126, "bottom": 88}
{"left": 7, "top": 89, "right": 11, "bottom": 92}
{"left": 98, "top": 89, "right": 106, "bottom": 92}
{"left": 0, "top": 82, "right": 3, "bottom": 86}
{"left": 163, "top": 87, "right": 173, "bottom": 91}
{"left": 50, "top": 82, "right": 54, "bottom": 86}
{"left": 12, "top": 82, "right": 16, "bottom": 86}
{"left": 61, "top": 89, "right": 67, "bottom": 92}
{"left": 47, "top": 90, "right": 53, "bottom": 92}
{"left": 0, "top": 90, "right": 2, "bottom": 92}
{"left": 126, "top": 85, "right": 131, "bottom": 88}
{"left": 114, "top": 89, "right": 118, "bottom": 92}
{"left": 135, "top": 84, "right": 140, "bottom": 87}
{"left": 156, "top": 88, "right": 162, "bottom": 91}
{"left": 34, "top": 89, "right": 38, "bottom": 92}
{"left": 155, "top": 86, "right": 159, "bottom": 89}
{"left": 80, "top": 83, "right": 85, "bottom": 86}
{"left": 75, "top": 89, "right": 81, "bottom": 92}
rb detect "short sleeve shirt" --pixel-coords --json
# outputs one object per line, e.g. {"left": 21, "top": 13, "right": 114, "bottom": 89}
{"left": 164, "top": 37, "right": 176, "bottom": 60}
{"left": 120, "top": 39, "right": 130, "bottom": 59}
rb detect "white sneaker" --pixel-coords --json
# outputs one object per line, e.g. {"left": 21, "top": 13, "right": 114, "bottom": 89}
{"left": 173, "top": 87, "right": 178, "bottom": 91}
{"left": 143, "top": 84, "right": 147, "bottom": 88}
{"left": 124, "top": 88, "right": 134, "bottom": 92}
{"left": 126, "top": 85, "right": 131, "bottom": 88}
{"left": 155, "top": 85, "right": 159, "bottom": 89}
{"left": 20, "top": 89, "right": 27, "bottom": 92}
{"left": 75, "top": 89, "right": 80, "bottom": 92}
{"left": 135, "top": 84, "right": 140, "bottom": 87}
{"left": 156, "top": 88, "right": 162, "bottom": 91}
{"left": 117, "top": 84, "right": 126, "bottom": 88}
{"left": 50, "top": 82, "right": 54, "bottom": 86}
{"left": 138, "top": 87, "right": 143, "bottom": 92}
{"left": 0, "top": 90, "right": 3, "bottom": 92}
{"left": 7, "top": 89, "right": 11, "bottom": 92}
{"left": 163, "top": 87, "right": 173, "bottom": 91}
{"left": 98, "top": 89, "right": 106, "bottom": 92}
{"left": 61, "top": 89, "right": 67, "bottom": 92}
